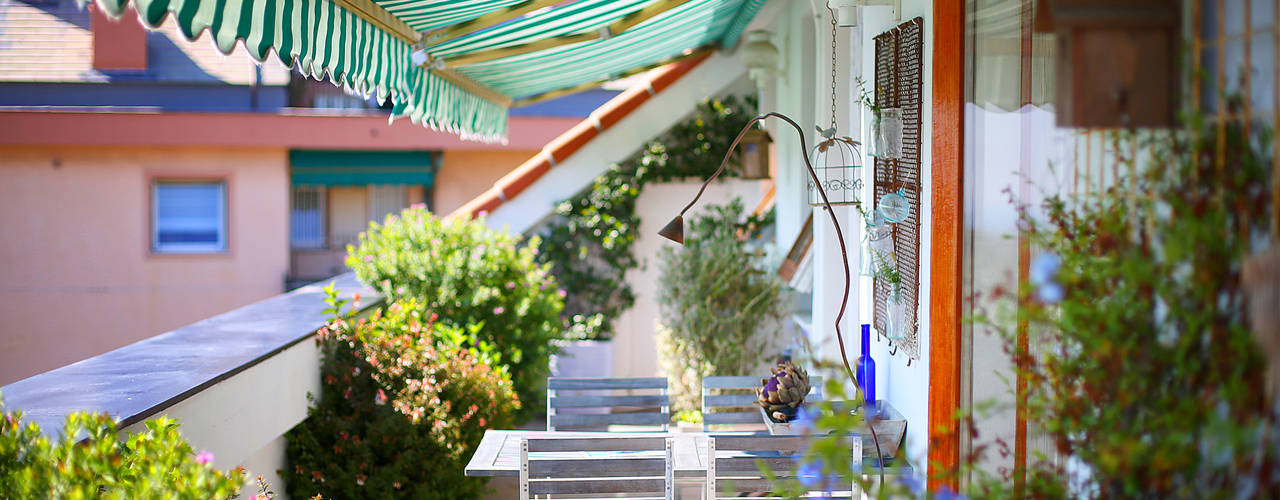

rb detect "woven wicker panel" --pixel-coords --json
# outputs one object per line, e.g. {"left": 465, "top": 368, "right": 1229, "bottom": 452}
{"left": 871, "top": 17, "right": 924, "bottom": 360}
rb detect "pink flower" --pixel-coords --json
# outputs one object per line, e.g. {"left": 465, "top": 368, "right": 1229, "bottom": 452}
{"left": 557, "top": 289, "right": 567, "bottom": 298}
{"left": 493, "top": 307, "right": 505, "bottom": 314}
{"left": 195, "top": 451, "right": 214, "bottom": 465}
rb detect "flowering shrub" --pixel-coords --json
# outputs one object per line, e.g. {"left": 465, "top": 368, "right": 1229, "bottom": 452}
{"left": 0, "top": 403, "right": 242, "bottom": 499}
{"left": 346, "top": 207, "right": 563, "bottom": 416}
{"left": 284, "top": 289, "right": 519, "bottom": 499}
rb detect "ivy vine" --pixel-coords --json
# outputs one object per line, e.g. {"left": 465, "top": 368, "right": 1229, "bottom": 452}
{"left": 538, "top": 95, "right": 761, "bottom": 341}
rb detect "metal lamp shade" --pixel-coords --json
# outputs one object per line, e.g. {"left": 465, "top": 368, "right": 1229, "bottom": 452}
{"left": 657, "top": 216, "right": 684, "bottom": 244}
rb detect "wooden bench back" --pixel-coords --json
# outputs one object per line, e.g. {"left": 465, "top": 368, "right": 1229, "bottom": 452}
{"left": 547, "top": 377, "right": 669, "bottom": 431}
{"left": 700, "top": 375, "right": 823, "bottom": 431}
{"left": 520, "top": 436, "right": 673, "bottom": 499}
{"left": 706, "top": 434, "right": 860, "bottom": 499}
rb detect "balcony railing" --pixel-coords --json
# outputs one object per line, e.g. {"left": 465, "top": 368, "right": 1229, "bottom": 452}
{"left": 0, "top": 272, "right": 380, "bottom": 490}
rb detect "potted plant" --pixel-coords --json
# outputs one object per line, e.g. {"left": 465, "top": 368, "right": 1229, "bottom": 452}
{"left": 756, "top": 361, "right": 813, "bottom": 423}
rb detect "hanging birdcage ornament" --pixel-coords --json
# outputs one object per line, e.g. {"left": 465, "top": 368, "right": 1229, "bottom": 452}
{"left": 807, "top": 128, "right": 864, "bottom": 206}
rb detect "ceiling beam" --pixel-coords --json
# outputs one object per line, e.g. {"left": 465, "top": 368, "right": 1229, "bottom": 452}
{"left": 330, "top": 0, "right": 422, "bottom": 44}
{"left": 439, "top": 0, "right": 690, "bottom": 68}
{"left": 421, "top": 0, "right": 565, "bottom": 47}
{"left": 511, "top": 44, "right": 714, "bottom": 107}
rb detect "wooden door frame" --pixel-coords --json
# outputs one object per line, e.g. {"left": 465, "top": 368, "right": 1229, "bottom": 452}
{"left": 928, "top": 0, "right": 964, "bottom": 490}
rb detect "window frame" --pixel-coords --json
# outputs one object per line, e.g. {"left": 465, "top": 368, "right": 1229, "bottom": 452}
{"left": 290, "top": 185, "right": 329, "bottom": 250}
{"left": 150, "top": 179, "right": 229, "bottom": 255}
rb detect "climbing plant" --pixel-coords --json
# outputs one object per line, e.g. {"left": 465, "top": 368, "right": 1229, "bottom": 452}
{"left": 538, "top": 95, "right": 761, "bottom": 341}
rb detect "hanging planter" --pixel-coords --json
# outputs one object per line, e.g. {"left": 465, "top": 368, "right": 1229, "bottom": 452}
{"left": 864, "top": 222, "right": 895, "bottom": 276}
{"left": 867, "top": 107, "right": 904, "bottom": 160}
{"left": 886, "top": 285, "right": 908, "bottom": 340}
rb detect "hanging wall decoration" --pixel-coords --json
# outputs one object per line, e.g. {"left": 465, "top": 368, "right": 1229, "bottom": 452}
{"left": 807, "top": 11, "right": 865, "bottom": 207}
{"left": 872, "top": 17, "right": 924, "bottom": 360}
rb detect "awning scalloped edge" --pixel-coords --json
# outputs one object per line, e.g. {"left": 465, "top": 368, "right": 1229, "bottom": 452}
{"left": 80, "top": 0, "right": 509, "bottom": 143}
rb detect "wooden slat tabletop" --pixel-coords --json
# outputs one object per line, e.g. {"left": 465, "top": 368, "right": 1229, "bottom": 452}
{"left": 465, "top": 430, "right": 711, "bottom": 478}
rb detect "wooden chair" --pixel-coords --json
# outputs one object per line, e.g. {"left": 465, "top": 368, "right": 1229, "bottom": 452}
{"left": 547, "top": 377, "right": 669, "bottom": 431}
{"left": 520, "top": 436, "right": 674, "bottom": 500}
{"left": 706, "top": 434, "right": 861, "bottom": 499}
{"left": 701, "top": 375, "right": 824, "bottom": 432}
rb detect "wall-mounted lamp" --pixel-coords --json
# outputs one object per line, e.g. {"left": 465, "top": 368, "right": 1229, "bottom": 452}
{"left": 740, "top": 30, "right": 779, "bottom": 88}
{"left": 737, "top": 129, "right": 773, "bottom": 180}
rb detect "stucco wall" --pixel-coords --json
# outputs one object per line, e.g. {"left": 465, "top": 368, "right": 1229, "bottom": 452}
{"left": 434, "top": 150, "right": 537, "bottom": 216}
{"left": 0, "top": 145, "right": 289, "bottom": 385}
{"left": 613, "top": 179, "right": 768, "bottom": 380}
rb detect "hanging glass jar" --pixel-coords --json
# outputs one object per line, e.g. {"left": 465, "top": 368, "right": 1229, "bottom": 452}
{"left": 886, "top": 284, "right": 909, "bottom": 340}
{"left": 864, "top": 219, "right": 895, "bottom": 276}
{"left": 808, "top": 131, "right": 863, "bottom": 206}
{"left": 867, "top": 107, "right": 904, "bottom": 160}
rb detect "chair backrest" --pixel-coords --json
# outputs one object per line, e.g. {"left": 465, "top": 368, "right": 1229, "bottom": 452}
{"left": 547, "top": 377, "right": 669, "bottom": 431}
{"left": 520, "top": 436, "right": 674, "bottom": 500}
{"left": 701, "top": 375, "right": 824, "bottom": 431}
{"left": 706, "top": 434, "right": 860, "bottom": 499}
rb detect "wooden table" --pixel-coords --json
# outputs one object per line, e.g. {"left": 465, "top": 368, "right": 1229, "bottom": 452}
{"left": 464, "top": 428, "right": 913, "bottom": 479}
{"left": 465, "top": 430, "right": 710, "bottom": 478}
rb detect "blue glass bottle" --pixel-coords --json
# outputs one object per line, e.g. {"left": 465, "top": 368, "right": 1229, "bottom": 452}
{"left": 855, "top": 324, "right": 876, "bottom": 411}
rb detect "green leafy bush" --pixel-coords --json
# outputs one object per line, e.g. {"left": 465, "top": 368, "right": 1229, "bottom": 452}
{"left": 284, "top": 290, "right": 519, "bottom": 499}
{"left": 539, "top": 96, "right": 760, "bottom": 340}
{"left": 346, "top": 208, "right": 563, "bottom": 417}
{"left": 0, "top": 403, "right": 242, "bottom": 499}
{"left": 656, "top": 200, "right": 786, "bottom": 413}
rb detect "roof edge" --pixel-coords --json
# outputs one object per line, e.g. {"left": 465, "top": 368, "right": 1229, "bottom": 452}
{"left": 448, "top": 52, "right": 713, "bottom": 221}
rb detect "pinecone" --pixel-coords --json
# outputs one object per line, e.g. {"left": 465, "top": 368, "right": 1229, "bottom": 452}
{"left": 756, "top": 362, "right": 811, "bottom": 422}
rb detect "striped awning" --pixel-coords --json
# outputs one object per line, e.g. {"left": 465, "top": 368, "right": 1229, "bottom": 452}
{"left": 81, "top": 0, "right": 767, "bottom": 142}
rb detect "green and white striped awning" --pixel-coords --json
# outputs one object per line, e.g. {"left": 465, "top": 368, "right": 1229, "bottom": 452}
{"left": 82, "top": 0, "right": 767, "bottom": 142}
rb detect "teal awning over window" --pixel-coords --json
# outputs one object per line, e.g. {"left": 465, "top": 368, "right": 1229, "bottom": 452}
{"left": 290, "top": 150, "right": 435, "bottom": 186}
{"left": 82, "top": 0, "right": 767, "bottom": 143}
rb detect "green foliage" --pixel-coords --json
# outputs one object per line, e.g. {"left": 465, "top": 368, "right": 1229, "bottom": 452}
{"left": 346, "top": 207, "right": 563, "bottom": 417}
{"left": 656, "top": 200, "right": 786, "bottom": 413}
{"left": 284, "top": 289, "right": 519, "bottom": 499}
{"left": 0, "top": 402, "right": 242, "bottom": 499}
{"left": 954, "top": 111, "right": 1280, "bottom": 497}
{"left": 538, "top": 95, "right": 759, "bottom": 340}
{"left": 766, "top": 102, "right": 1280, "bottom": 500}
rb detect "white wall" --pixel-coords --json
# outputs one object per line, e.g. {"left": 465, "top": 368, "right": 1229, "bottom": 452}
{"left": 120, "top": 327, "right": 323, "bottom": 499}
{"left": 762, "top": 0, "right": 935, "bottom": 478}
{"left": 613, "top": 179, "right": 767, "bottom": 379}
{"left": 857, "top": 0, "right": 934, "bottom": 477}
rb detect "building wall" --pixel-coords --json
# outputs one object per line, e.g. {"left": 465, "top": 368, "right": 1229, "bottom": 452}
{"left": 433, "top": 150, "right": 537, "bottom": 216}
{"left": 0, "top": 145, "right": 289, "bottom": 385}
{"left": 615, "top": 179, "right": 767, "bottom": 380}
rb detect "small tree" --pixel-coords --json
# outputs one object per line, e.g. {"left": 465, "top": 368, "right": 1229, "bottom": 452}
{"left": 656, "top": 200, "right": 787, "bottom": 414}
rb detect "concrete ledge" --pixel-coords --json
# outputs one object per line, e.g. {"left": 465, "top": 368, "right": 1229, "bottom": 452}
{"left": 0, "top": 272, "right": 380, "bottom": 438}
